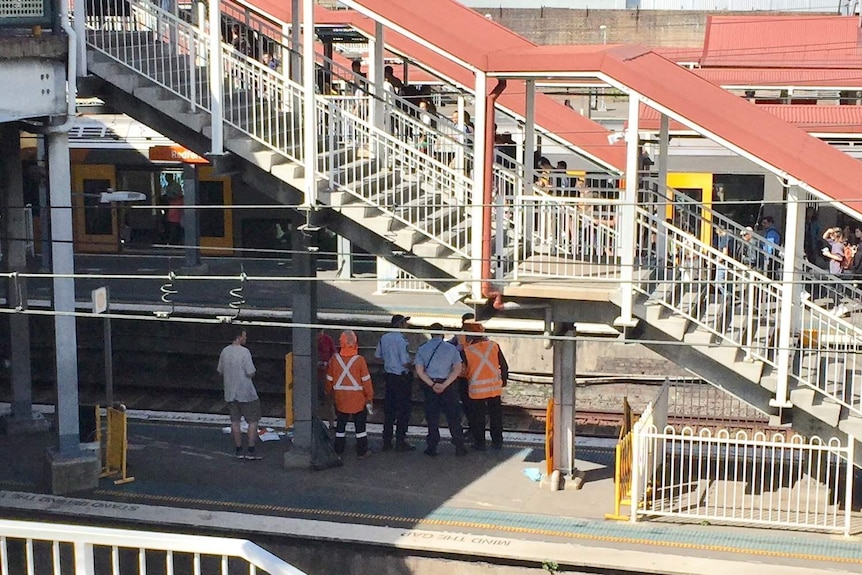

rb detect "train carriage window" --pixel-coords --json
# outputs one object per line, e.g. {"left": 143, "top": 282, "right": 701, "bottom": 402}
{"left": 712, "top": 175, "right": 765, "bottom": 228}
{"left": 82, "top": 178, "right": 114, "bottom": 235}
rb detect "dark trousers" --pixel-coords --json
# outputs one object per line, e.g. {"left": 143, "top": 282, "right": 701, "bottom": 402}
{"left": 468, "top": 395, "right": 503, "bottom": 448}
{"left": 422, "top": 383, "right": 464, "bottom": 452}
{"left": 457, "top": 377, "right": 475, "bottom": 437}
{"left": 383, "top": 372, "right": 413, "bottom": 445}
{"left": 334, "top": 409, "right": 368, "bottom": 456}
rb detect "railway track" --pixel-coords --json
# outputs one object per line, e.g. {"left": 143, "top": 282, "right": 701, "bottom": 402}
{"left": 4, "top": 384, "right": 778, "bottom": 437}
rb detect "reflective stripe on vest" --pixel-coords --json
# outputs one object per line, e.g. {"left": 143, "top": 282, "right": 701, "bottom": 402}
{"left": 465, "top": 341, "right": 502, "bottom": 399}
{"left": 333, "top": 355, "right": 362, "bottom": 390}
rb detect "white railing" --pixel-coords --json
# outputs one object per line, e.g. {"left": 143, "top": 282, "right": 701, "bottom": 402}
{"left": 318, "top": 98, "right": 473, "bottom": 257}
{"left": 512, "top": 195, "right": 620, "bottom": 280}
{"left": 633, "top": 427, "right": 854, "bottom": 536}
{"left": 796, "top": 298, "right": 862, "bottom": 416}
{"left": 0, "top": 518, "right": 307, "bottom": 575}
{"left": 668, "top": 381, "right": 771, "bottom": 429}
{"left": 378, "top": 267, "right": 438, "bottom": 293}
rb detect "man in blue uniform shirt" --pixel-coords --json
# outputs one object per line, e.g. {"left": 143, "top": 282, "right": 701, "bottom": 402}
{"left": 375, "top": 314, "right": 415, "bottom": 451}
{"left": 415, "top": 323, "right": 467, "bottom": 457}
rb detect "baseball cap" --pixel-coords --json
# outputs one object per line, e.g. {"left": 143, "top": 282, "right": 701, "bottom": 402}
{"left": 461, "top": 312, "right": 476, "bottom": 322}
{"left": 390, "top": 314, "right": 410, "bottom": 327}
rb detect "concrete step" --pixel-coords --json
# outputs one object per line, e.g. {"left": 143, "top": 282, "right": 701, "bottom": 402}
{"left": 789, "top": 387, "right": 842, "bottom": 427}
{"left": 838, "top": 414, "right": 862, "bottom": 440}
{"left": 648, "top": 313, "right": 689, "bottom": 341}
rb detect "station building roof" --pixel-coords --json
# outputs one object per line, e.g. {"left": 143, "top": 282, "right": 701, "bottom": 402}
{"left": 701, "top": 15, "right": 862, "bottom": 69}
{"left": 636, "top": 103, "right": 862, "bottom": 135}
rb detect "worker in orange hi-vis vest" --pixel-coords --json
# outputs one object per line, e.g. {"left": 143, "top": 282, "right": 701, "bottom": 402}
{"left": 325, "top": 330, "right": 374, "bottom": 458}
{"left": 462, "top": 322, "right": 509, "bottom": 451}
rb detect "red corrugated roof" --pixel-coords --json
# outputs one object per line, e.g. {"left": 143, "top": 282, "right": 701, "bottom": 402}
{"left": 483, "top": 44, "right": 862, "bottom": 213}
{"left": 701, "top": 15, "right": 862, "bottom": 69}
{"left": 637, "top": 103, "right": 862, "bottom": 134}
{"left": 694, "top": 67, "right": 862, "bottom": 88}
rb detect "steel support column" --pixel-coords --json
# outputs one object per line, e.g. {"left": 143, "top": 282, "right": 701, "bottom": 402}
{"left": 616, "top": 94, "right": 640, "bottom": 327}
{"left": 471, "top": 72, "right": 487, "bottom": 300}
{"left": 656, "top": 114, "right": 669, "bottom": 269}
{"left": 48, "top": 130, "right": 81, "bottom": 455}
{"left": 772, "top": 183, "right": 802, "bottom": 410}
{"left": 291, "top": 221, "right": 318, "bottom": 450}
{"left": 289, "top": 0, "right": 300, "bottom": 83}
{"left": 182, "top": 164, "right": 201, "bottom": 268}
{"left": 302, "top": 0, "right": 316, "bottom": 207}
{"left": 207, "top": 0, "right": 223, "bottom": 155}
{"left": 0, "top": 125, "right": 36, "bottom": 428}
{"left": 369, "top": 22, "right": 384, "bottom": 130}
{"left": 523, "top": 80, "right": 535, "bottom": 195}
{"left": 552, "top": 332, "right": 576, "bottom": 477}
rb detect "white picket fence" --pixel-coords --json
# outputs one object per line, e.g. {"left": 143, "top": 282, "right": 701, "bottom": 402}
{"left": 626, "top": 381, "right": 855, "bottom": 535}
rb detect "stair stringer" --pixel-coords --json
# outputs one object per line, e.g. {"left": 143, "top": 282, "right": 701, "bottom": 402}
{"left": 632, "top": 300, "right": 862, "bottom": 467}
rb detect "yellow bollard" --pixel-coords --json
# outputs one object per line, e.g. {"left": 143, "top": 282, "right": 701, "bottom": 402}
{"left": 285, "top": 352, "right": 294, "bottom": 429}
{"left": 100, "top": 406, "right": 134, "bottom": 485}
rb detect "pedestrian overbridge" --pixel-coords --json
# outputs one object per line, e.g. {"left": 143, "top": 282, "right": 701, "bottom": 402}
{"left": 76, "top": 0, "right": 862, "bottom": 469}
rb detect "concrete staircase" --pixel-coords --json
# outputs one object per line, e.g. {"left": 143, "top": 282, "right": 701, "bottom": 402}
{"left": 85, "top": 32, "right": 474, "bottom": 292}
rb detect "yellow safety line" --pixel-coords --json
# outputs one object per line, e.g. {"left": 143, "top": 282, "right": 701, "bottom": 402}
{"left": 92, "top": 490, "right": 862, "bottom": 565}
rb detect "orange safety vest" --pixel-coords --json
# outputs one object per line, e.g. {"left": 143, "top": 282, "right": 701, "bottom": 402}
{"left": 464, "top": 340, "right": 503, "bottom": 400}
{"left": 325, "top": 354, "right": 373, "bottom": 414}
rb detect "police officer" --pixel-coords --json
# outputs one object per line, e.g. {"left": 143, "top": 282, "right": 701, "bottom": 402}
{"left": 463, "top": 322, "right": 508, "bottom": 451}
{"left": 375, "top": 314, "right": 415, "bottom": 451}
{"left": 415, "top": 323, "right": 467, "bottom": 457}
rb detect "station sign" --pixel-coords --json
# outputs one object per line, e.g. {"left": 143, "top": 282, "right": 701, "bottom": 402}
{"left": 149, "top": 145, "right": 208, "bottom": 164}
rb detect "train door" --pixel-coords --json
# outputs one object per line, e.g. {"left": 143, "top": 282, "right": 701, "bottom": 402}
{"left": 666, "top": 173, "right": 713, "bottom": 246}
{"left": 197, "top": 166, "right": 233, "bottom": 255}
{"left": 73, "top": 164, "right": 118, "bottom": 253}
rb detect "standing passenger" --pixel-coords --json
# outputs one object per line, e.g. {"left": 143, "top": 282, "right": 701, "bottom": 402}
{"left": 449, "top": 312, "right": 477, "bottom": 442}
{"left": 463, "top": 323, "right": 508, "bottom": 451}
{"left": 217, "top": 328, "right": 262, "bottom": 460}
{"left": 326, "top": 331, "right": 374, "bottom": 458}
{"left": 375, "top": 315, "right": 415, "bottom": 451}
{"left": 415, "top": 323, "right": 467, "bottom": 457}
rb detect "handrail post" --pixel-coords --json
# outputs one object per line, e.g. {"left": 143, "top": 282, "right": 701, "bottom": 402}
{"left": 73, "top": 541, "right": 95, "bottom": 575}
{"left": 844, "top": 435, "right": 854, "bottom": 537}
{"left": 771, "top": 183, "right": 802, "bottom": 410}
{"left": 616, "top": 92, "right": 640, "bottom": 328}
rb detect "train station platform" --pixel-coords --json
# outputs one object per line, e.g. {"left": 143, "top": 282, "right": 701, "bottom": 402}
{"left": 1, "top": 409, "right": 861, "bottom": 574}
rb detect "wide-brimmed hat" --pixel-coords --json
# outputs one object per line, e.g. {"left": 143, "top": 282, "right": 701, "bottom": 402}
{"left": 463, "top": 321, "right": 485, "bottom": 333}
{"left": 390, "top": 314, "right": 410, "bottom": 327}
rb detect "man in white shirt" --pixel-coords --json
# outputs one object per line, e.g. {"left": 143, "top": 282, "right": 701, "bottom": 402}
{"left": 217, "top": 328, "right": 261, "bottom": 459}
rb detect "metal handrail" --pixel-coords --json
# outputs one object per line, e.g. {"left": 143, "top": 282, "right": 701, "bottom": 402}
{"left": 0, "top": 517, "right": 307, "bottom": 574}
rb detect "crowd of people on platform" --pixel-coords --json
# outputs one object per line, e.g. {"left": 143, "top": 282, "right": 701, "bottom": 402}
{"left": 217, "top": 314, "right": 509, "bottom": 461}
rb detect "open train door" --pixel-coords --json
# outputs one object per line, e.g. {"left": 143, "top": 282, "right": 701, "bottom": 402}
{"left": 666, "top": 173, "right": 714, "bottom": 246}
{"left": 197, "top": 166, "right": 233, "bottom": 256}
{"left": 73, "top": 164, "right": 119, "bottom": 253}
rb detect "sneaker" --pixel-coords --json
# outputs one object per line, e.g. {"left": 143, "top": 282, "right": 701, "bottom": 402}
{"left": 246, "top": 448, "right": 262, "bottom": 460}
{"left": 382, "top": 441, "right": 393, "bottom": 452}
{"left": 357, "top": 451, "right": 372, "bottom": 460}
{"left": 471, "top": 444, "right": 487, "bottom": 452}
{"left": 235, "top": 447, "right": 244, "bottom": 459}
{"left": 455, "top": 446, "right": 468, "bottom": 457}
{"left": 394, "top": 442, "right": 416, "bottom": 452}
{"left": 423, "top": 447, "right": 438, "bottom": 457}
{"left": 491, "top": 443, "right": 503, "bottom": 451}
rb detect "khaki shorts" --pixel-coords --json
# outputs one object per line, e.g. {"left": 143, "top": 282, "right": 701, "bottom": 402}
{"left": 228, "top": 399, "right": 261, "bottom": 424}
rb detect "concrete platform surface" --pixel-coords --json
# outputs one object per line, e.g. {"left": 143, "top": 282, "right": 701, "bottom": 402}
{"left": 1, "top": 412, "right": 861, "bottom": 575}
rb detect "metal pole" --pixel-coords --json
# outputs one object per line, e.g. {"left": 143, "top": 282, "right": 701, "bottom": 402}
{"left": 656, "top": 114, "right": 669, "bottom": 268}
{"left": 104, "top": 288, "right": 113, "bottom": 407}
{"left": 771, "top": 183, "right": 801, "bottom": 410}
{"left": 471, "top": 73, "right": 487, "bottom": 300}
